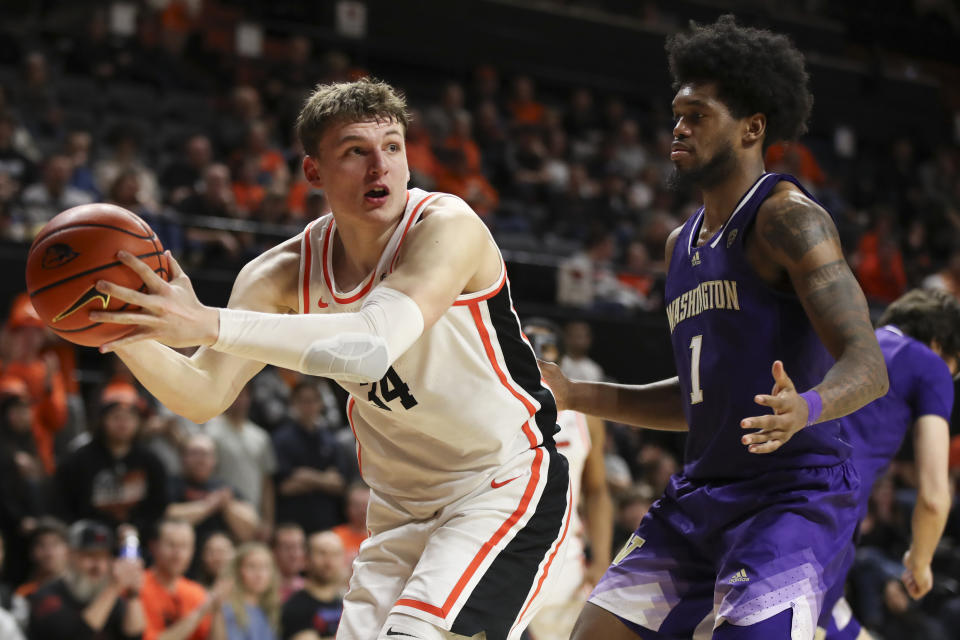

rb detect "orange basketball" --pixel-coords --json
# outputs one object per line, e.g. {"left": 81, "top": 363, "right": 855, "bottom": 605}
{"left": 25, "top": 203, "right": 170, "bottom": 347}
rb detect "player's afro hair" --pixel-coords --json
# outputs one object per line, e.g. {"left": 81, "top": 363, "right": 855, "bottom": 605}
{"left": 666, "top": 14, "right": 813, "bottom": 148}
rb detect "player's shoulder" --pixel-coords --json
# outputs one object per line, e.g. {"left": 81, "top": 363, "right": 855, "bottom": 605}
{"left": 419, "top": 191, "right": 482, "bottom": 224}
{"left": 230, "top": 224, "right": 314, "bottom": 313}
{"left": 664, "top": 224, "right": 685, "bottom": 271}
{"left": 895, "top": 332, "right": 950, "bottom": 377}
{"left": 753, "top": 180, "right": 837, "bottom": 262}
{"left": 405, "top": 191, "right": 491, "bottom": 245}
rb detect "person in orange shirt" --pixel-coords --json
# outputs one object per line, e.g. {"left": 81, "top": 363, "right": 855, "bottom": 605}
{"left": 765, "top": 141, "right": 825, "bottom": 188}
{"left": 507, "top": 75, "right": 545, "bottom": 126}
{"left": 142, "top": 518, "right": 229, "bottom": 640}
{"left": 330, "top": 483, "right": 369, "bottom": 575}
{"left": 0, "top": 294, "right": 66, "bottom": 474}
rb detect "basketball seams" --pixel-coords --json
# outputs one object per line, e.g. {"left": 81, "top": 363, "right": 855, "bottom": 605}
{"left": 129, "top": 213, "right": 169, "bottom": 281}
{"left": 31, "top": 222, "right": 157, "bottom": 246}
{"left": 29, "top": 251, "right": 165, "bottom": 297}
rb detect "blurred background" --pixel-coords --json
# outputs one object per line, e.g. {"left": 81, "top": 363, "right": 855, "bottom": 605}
{"left": 0, "top": 1, "right": 959, "bottom": 638}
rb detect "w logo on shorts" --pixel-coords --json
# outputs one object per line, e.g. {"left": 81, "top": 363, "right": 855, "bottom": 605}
{"left": 728, "top": 568, "right": 750, "bottom": 584}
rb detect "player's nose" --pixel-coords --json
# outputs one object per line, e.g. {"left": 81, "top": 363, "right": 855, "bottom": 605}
{"left": 368, "top": 148, "right": 388, "bottom": 176}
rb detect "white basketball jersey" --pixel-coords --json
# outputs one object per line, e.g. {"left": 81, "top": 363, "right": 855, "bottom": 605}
{"left": 298, "top": 188, "right": 558, "bottom": 518}
{"left": 554, "top": 409, "right": 591, "bottom": 562}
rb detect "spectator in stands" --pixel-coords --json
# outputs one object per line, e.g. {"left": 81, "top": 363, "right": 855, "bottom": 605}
{"left": 563, "top": 88, "right": 602, "bottom": 160}
{"left": 765, "top": 141, "right": 825, "bottom": 190}
{"left": 611, "top": 119, "right": 647, "bottom": 179}
{"left": 612, "top": 484, "right": 654, "bottom": 548}
{"left": 206, "top": 386, "right": 276, "bottom": 539}
{"left": 924, "top": 249, "right": 960, "bottom": 299}
{"left": 424, "top": 82, "right": 468, "bottom": 142}
{"left": 178, "top": 163, "right": 246, "bottom": 264}
{"left": 0, "top": 111, "right": 36, "bottom": 199}
{"left": 236, "top": 121, "right": 288, "bottom": 190}
{"left": 617, "top": 239, "right": 661, "bottom": 310}
{"left": 28, "top": 519, "right": 145, "bottom": 640}
{"left": 15, "top": 517, "right": 68, "bottom": 599}
{"left": 271, "top": 524, "right": 305, "bottom": 603}
{"left": 507, "top": 75, "right": 545, "bottom": 126}
{"left": 555, "top": 226, "right": 622, "bottom": 309}
{"left": 330, "top": 483, "right": 369, "bottom": 574}
{"left": 64, "top": 129, "right": 99, "bottom": 199}
{"left": 167, "top": 433, "right": 260, "bottom": 547}
{"left": 21, "top": 152, "right": 93, "bottom": 233}
{"left": 223, "top": 543, "right": 280, "bottom": 640}
{"left": 0, "top": 375, "right": 49, "bottom": 585}
{"left": 161, "top": 134, "right": 213, "bottom": 206}
{"left": 272, "top": 383, "right": 348, "bottom": 535}
{"left": 280, "top": 531, "right": 345, "bottom": 640}
{"left": 854, "top": 209, "right": 908, "bottom": 305}
{"left": 404, "top": 110, "right": 438, "bottom": 190}
{"left": 17, "top": 51, "right": 62, "bottom": 147}
{"left": 142, "top": 518, "right": 229, "bottom": 640}
{"left": 55, "top": 382, "right": 168, "bottom": 538}
{"left": 231, "top": 158, "right": 266, "bottom": 218}
{"left": 0, "top": 530, "right": 24, "bottom": 639}
{"left": 218, "top": 86, "right": 263, "bottom": 157}
{"left": 194, "top": 532, "right": 235, "bottom": 589}
{"left": 0, "top": 293, "right": 67, "bottom": 474}
{"left": 559, "top": 320, "right": 605, "bottom": 382}
{"left": 434, "top": 148, "right": 499, "bottom": 220}
{"left": 93, "top": 125, "right": 159, "bottom": 210}
{"left": 109, "top": 169, "right": 182, "bottom": 256}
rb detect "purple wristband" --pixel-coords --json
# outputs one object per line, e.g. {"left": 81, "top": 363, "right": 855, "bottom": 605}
{"left": 799, "top": 390, "right": 822, "bottom": 426}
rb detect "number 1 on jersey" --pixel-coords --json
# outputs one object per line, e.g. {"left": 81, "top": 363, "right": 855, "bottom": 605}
{"left": 689, "top": 335, "right": 704, "bottom": 404}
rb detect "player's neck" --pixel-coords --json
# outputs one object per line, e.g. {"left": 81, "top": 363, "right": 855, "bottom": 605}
{"left": 330, "top": 214, "right": 401, "bottom": 289}
{"left": 700, "top": 158, "right": 765, "bottom": 231}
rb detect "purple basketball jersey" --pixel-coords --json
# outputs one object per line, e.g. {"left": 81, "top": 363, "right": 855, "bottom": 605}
{"left": 665, "top": 172, "right": 851, "bottom": 480}
{"left": 845, "top": 326, "right": 954, "bottom": 517}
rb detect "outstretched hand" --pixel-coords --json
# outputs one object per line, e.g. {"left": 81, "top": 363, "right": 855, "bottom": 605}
{"left": 741, "top": 360, "right": 810, "bottom": 454}
{"left": 538, "top": 359, "right": 569, "bottom": 411}
{"left": 89, "top": 250, "right": 220, "bottom": 352}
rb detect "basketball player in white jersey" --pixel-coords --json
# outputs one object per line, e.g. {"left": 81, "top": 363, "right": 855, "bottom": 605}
{"left": 523, "top": 319, "right": 612, "bottom": 640}
{"left": 87, "top": 78, "right": 572, "bottom": 640}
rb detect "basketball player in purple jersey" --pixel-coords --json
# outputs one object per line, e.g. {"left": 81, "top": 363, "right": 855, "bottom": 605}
{"left": 820, "top": 289, "right": 959, "bottom": 640}
{"left": 541, "top": 15, "right": 889, "bottom": 639}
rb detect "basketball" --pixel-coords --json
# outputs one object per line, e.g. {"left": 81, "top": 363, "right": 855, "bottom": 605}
{"left": 25, "top": 203, "right": 170, "bottom": 347}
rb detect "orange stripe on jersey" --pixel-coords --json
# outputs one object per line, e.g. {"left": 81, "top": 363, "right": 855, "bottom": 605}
{"left": 395, "top": 446, "right": 545, "bottom": 619}
{"left": 512, "top": 481, "right": 573, "bottom": 634}
{"left": 468, "top": 301, "right": 540, "bottom": 448}
{"left": 452, "top": 265, "right": 507, "bottom": 306}
{"left": 320, "top": 223, "right": 377, "bottom": 304}
{"left": 300, "top": 219, "right": 320, "bottom": 313}
{"left": 346, "top": 397, "right": 362, "bottom": 477}
{"left": 388, "top": 192, "right": 440, "bottom": 274}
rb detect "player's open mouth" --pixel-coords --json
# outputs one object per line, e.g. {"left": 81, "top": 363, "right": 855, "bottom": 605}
{"left": 364, "top": 187, "right": 390, "bottom": 202}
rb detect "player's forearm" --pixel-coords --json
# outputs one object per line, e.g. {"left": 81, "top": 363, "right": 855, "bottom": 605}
{"left": 811, "top": 335, "right": 888, "bottom": 423}
{"left": 114, "top": 342, "right": 227, "bottom": 423}
{"left": 584, "top": 486, "right": 614, "bottom": 567}
{"left": 909, "top": 489, "right": 951, "bottom": 566}
{"left": 567, "top": 377, "right": 687, "bottom": 430}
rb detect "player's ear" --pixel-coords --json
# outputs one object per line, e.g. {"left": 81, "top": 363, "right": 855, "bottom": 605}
{"left": 743, "top": 113, "right": 766, "bottom": 147}
{"left": 303, "top": 155, "right": 324, "bottom": 188}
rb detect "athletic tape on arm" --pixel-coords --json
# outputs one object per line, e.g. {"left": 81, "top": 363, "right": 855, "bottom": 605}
{"left": 211, "top": 286, "right": 424, "bottom": 383}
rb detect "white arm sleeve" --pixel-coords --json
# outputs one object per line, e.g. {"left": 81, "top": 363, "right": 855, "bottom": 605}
{"left": 211, "top": 286, "right": 424, "bottom": 383}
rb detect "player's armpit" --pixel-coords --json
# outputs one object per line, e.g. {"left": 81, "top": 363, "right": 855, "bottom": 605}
{"left": 755, "top": 192, "right": 887, "bottom": 422}
{"left": 382, "top": 202, "right": 501, "bottom": 330}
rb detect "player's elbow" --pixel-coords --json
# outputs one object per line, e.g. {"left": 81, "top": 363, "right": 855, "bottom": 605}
{"left": 300, "top": 334, "right": 390, "bottom": 383}
{"left": 918, "top": 488, "right": 951, "bottom": 520}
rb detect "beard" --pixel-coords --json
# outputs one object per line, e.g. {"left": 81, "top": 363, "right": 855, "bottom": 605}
{"left": 64, "top": 569, "right": 110, "bottom": 603}
{"left": 668, "top": 142, "right": 738, "bottom": 193}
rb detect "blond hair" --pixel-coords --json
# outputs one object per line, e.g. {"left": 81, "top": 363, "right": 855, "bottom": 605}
{"left": 225, "top": 542, "right": 281, "bottom": 633}
{"left": 295, "top": 77, "right": 409, "bottom": 156}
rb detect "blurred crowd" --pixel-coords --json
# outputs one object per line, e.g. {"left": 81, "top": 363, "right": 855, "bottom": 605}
{"left": 0, "top": 0, "right": 958, "bottom": 638}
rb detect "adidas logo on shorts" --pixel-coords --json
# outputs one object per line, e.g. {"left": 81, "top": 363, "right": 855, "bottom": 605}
{"left": 729, "top": 568, "right": 750, "bottom": 584}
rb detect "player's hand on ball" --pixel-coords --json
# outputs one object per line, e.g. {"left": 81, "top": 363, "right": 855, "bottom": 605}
{"left": 90, "top": 250, "right": 220, "bottom": 352}
{"left": 741, "top": 360, "right": 808, "bottom": 454}
{"left": 901, "top": 549, "right": 933, "bottom": 599}
{"left": 538, "top": 359, "right": 569, "bottom": 411}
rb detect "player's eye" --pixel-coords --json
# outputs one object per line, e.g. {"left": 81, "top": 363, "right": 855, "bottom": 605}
{"left": 386, "top": 143, "right": 400, "bottom": 152}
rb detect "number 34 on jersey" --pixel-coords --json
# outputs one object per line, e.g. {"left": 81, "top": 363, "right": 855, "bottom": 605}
{"left": 364, "top": 366, "right": 418, "bottom": 411}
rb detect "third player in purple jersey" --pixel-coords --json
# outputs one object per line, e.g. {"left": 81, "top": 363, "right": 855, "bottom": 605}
{"left": 821, "top": 289, "right": 959, "bottom": 640}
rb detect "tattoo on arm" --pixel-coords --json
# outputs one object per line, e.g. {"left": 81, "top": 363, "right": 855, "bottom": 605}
{"left": 760, "top": 199, "right": 839, "bottom": 262}
{"left": 800, "top": 259, "right": 888, "bottom": 421}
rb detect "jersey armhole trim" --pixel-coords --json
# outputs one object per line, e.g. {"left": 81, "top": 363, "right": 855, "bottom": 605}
{"left": 299, "top": 219, "right": 321, "bottom": 314}
{"left": 453, "top": 262, "right": 507, "bottom": 305}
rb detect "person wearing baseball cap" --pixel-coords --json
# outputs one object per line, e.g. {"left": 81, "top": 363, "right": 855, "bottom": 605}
{"left": 28, "top": 519, "right": 145, "bottom": 640}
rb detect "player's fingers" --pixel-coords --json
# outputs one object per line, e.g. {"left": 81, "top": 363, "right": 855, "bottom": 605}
{"left": 94, "top": 280, "right": 160, "bottom": 312}
{"left": 753, "top": 394, "right": 789, "bottom": 412}
{"left": 772, "top": 360, "right": 795, "bottom": 391}
{"left": 89, "top": 310, "right": 164, "bottom": 326}
{"left": 117, "top": 250, "right": 169, "bottom": 291}
{"left": 165, "top": 250, "right": 185, "bottom": 280}
{"left": 747, "top": 438, "right": 783, "bottom": 454}
{"left": 99, "top": 329, "right": 155, "bottom": 353}
{"left": 740, "top": 414, "right": 782, "bottom": 432}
